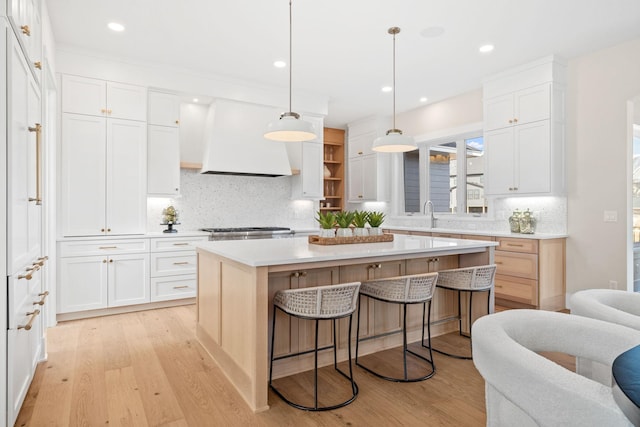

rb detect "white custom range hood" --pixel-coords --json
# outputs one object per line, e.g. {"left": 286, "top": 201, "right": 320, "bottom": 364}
{"left": 201, "top": 99, "right": 292, "bottom": 177}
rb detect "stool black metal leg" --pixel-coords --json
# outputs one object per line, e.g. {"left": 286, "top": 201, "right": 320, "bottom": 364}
{"left": 355, "top": 294, "right": 363, "bottom": 363}
{"left": 467, "top": 291, "right": 474, "bottom": 338}
{"left": 269, "top": 305, "right": 278, "bottom": 385}
{"left": 457, "top": 290, "right": 463, "bottom": 336}
{"left": 402, "top": 303, "right": 408, "bottom": 380}
{"left": 314, "top": 318, "right": 319, "bottom": 409}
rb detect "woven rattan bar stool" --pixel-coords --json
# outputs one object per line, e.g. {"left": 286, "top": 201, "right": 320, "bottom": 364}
{"left": 355, "top": 272, "right": 438, "bottom": 382}
{"left": 269, "top": 282, "right": 361, "bottom": 411}
{"left": 422, "top": 264, "right": 496, "bottom": 360}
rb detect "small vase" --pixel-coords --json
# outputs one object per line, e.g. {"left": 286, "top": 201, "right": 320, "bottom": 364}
{"left": 354, "top": 227, "right": 369, "bottom": 237}
{"left": 336, "top": 228, "right": 353, "bottom": 238}
{"left": 320, "top": 228, "right": 335, "bottom": 238}
{"left": 369, "top": 227, "right": 383, "bottom": 236}
{"left": 323, "top": 165, "right": 331, "bottom": 178}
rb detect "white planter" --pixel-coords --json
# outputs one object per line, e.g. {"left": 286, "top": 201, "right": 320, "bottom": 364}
{"left": 319, "top": 228, "right": 336, "bottom": 238}
{"left": 336, "top": 228, "right": 353, "bottom": 238}
{"left": 354, "top": 227, "right": 369, "bottom": 237}
{"left": 369, "top": 227, "right": 383, "bottom": 236}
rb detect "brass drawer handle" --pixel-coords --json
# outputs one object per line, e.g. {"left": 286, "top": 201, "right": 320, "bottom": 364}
{"left": 495, "top": 285, "right": 503, "bottom": 289}
{"left": 173, "top": 261, "right": 190, "bottom": 265}
{"left": 495, "top": 261, "right": 503, "bottom": 264}
{"left": 173, "top": 285, "right": 190, "bottom": 289}
{"left": 34, "top": 61, "right": 42, "bottom": 69}
{"left": 368, "top": 263, "right": 382, "bottom": 270}
{"left": 34, "top": 291, "right": 49, "bottom": 306}
{"left": 99, "top": 246, "right": 118, "bottom": 249}
{"left": 506, "top": 243, "right": 524, "bottom": 247}
{"left": 18, "top": 272, "right": 33, "bottom": 280}
{"left": 21, "top": 25, "right": 31, "bottom": 36}
{"left": 173, "top": 243, "right": 190, "bottom": 246}
{"left": 291, "top": 271, "right": 307, "bottom": 278}
{"left": 19, "top": 309, "right": 40, "bottom": 330}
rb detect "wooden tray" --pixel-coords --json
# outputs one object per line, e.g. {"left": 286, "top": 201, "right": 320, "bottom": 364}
{"left": 308, "top": 233, "right": 394, "bottom": 245}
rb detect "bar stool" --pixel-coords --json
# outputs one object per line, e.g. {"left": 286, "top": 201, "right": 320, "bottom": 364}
{"left": 355, "top": 272, "right": 438, "bottom": 382}
{"left": 422, "top": 264, "right": 496, "bottom": 360}
{"left": 269, "top": 282, "right": 361, "bottom": 411}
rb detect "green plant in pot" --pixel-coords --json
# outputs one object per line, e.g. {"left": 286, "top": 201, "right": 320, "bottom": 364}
{"left": 316, "top": 211, "right": 336, "bottom": 238}
{"left": 334, "top": 210, "right": 356, "bottom": 238}
{"left": 367, "top": 211, "right": 386, "bottom": 235}
{"left": 352, "top": 210, "right": 369, "bottom": 237}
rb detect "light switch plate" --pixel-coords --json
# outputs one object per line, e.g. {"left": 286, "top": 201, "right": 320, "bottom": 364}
{"left": 604, "top": 210, "right": 618, "bottom": 222}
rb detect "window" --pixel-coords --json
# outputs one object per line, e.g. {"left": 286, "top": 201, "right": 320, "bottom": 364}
{"left": 403, "top": 135, "right": 487, "bottom": 215}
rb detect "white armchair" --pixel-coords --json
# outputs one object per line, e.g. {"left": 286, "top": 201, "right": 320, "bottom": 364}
{"left": 571, "top": 289, "right": 640, "bottom": 385}
{"left": 472, "top": 309, "right": 640, "bottom": 427}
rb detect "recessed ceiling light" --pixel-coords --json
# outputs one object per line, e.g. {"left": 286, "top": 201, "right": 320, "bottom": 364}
{"left": 479, "top": 44, "right": 494, "bottom": 53}
{"left": 420, "top": 97, "right": 428, "bottom": 103}
{"left": 193, "top": 98, "right": 199, "bottom": 103}
{"left": 273, "top": 60, "right": 286, "bottom": 68}
{"left": 381, "top": 86, "right": 392, "bottom": 93}
{"left": 420, "top": 26, "right": 445, "bottom": 38}
{"left": 107, "top": 22, "right": 125, "bottom": 32}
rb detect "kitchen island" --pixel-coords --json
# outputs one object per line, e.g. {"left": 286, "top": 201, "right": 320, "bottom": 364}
{"left": 195, "top": 234, "right": 497, "bottom": 412}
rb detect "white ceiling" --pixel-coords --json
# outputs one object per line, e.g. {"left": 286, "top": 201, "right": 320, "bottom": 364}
{"left": 45, "top": 0, "right": 640, "bottom": 128}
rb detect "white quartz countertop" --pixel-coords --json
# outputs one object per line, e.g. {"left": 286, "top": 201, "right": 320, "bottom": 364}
{"left": 195, "top": 234, "right": 497, "bottom": 267}
{"left": 58, "top": 230, "right": 210, "bottom": 241}
{"left": 382, "top": 225, "right": 567, "bottom": 240}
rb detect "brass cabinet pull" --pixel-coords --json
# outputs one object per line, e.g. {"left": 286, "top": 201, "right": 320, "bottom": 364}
{"left": 506, "top": 243, "right": 524, "bottom": 247}
{"left": 173, "top": 243, "right": 190, "bottom": 246}
{"left": 495, "top": 261, "right": 503, "bottom": 264}
{"left": 18, "top": 309, "right": 40, "bottom": 330}
{"left": 100, "top": 108, "right": 106, "bottom": 114}
{"left": 513, "top": 118, "right": 518, "bottom": 123}
{"left": 21, "top": 25, "right": 31, "bottom": 36}
{"left": 109, "top": 259, "right": 114, "bottom": 263}
{"left": 508, "top": 119, "right": 513, "bottom": 124}
{"left": 368, "top": 263, "right": 382, "bottom": 270}
{"left": 38, "top": 256, "right": 49, "bottom": 262}
{"left": 173, "top": 285, "right": 189, "bottom": 289}
{"left": 18, "top": 272, "right": 33, "bottom": 280}
{"left": 34, "top": 61, "right": 42, "bottom": 69}
{"left": 495, "top": 284, "right": 503, "bottom": 288}
{"left": 107, "top": 109, "right": 112, "bottom": 114}
{"left": 175, "top": 120, "right": 180, "bottom": 125}
{"left": 103, "top": 259, "right": 107, "bottom": 263}
{"left": 173, "top": 261, "right": 190, "bottom": 265}
{"left": 34, "top": 291, "right": 49, "bottom": 306}
{"left": 358, "top": 195, "right": 363, "bottom": 199}
{"left": 291, "top": 271, "right": 307, "bottom": 278}
{"left": 107, "top": 228, "right": 111, "bottom": 232}
{"left": 28, "top": 123, "right": 42, "bottom": 205}
{"left": 99, "top": 246, "right": 117, "bottom": 249}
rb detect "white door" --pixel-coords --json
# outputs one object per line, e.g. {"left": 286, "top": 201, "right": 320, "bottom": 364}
{"left": 61, "top": 74, "right": 106, "bottom": 117}
{"left": 485, "top": 127, "right": 515, "bottom": 195}
{"left": 515, "top": 83, "right": 551, "bottom": 126}
{"left": 147, "top": 125, "right": 180, "bottom": 196}
{"left": 148, "top": 91, "right": 180, "bottom": 127}
{"left": 108, "top": 253, "right": 150, "bottom": 307}
{"left": 515, "top": 120, "right": 551, "bottom": 194}
{"left": 107, "top": 119, "right": 147, "bottom": 234}
{"left": 362, "top": 154, "right": 378, "bottom": 201}
{"left": 57, "top": 255, "right": 108, "bottom": 313}
{"left": 107, "top": 81, "right": 147, "bottom": 121}
{"left": 301, "top": 141, "right": 323, "bottom": 199}
{"left": 60, "top": 113, "right": 107, "bottom": 236}
{"left": 484, "top": 93, "right": 514, "bottom": 131}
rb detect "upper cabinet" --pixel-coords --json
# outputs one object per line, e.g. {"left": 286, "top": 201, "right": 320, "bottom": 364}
{"left": 287, "top": 115, "right": 324, "bottom": 200}
{"left": 62, "top": 75, "right": 147, "bottom": 121}
{"left": 148, "top": 91, "right": 180, "bottom": 127}
{"left": 6, "top": 0, "right": 42, "bottom": 83}
{"left": 147, "top": 90, "right": 181, "bottom": 196}
{"left": 347, "top": 116, "right": 391, "bottom": 202}
{"left": 484, "top": 57, "right": 566, "bottom": 197}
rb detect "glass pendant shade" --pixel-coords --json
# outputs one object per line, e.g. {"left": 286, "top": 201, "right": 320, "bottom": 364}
{"left": 265, "top": 112, "right": 316, "bottom": 142}
{"left": 372, "top": 129, "right": 416, "bottom": 152}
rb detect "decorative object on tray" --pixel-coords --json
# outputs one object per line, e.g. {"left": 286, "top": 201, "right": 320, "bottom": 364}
{"left": 316, "top": 210, "right": 336, "bottom": 238}
{"left": 353, "top": 210, "right": 369, "bottom": 236}
{"left": 308, "top": 233, "right": 394, "bottom": 245}
{"left": 335, "top": 211, "right": 356, "bottom": 237}
{"left": 161, "top": 205, "right": 180, "bottom": 233}
{"left": 519, "top": 209, "right": 536, "bottom": 234}
{"left": 508, "top": 209, "right": 521, "bottom": 233}
{"left": 367, "top": 211, "right": 386, "bottom": 236}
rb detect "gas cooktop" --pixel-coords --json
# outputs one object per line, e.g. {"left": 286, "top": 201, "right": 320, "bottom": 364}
{"left": 201, "top": 227, "right": 291, "bottom": 233}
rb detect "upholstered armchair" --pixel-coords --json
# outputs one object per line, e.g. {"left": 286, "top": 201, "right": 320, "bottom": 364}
{"left": 472, "top": 309, "right": 640, "bottom": 427}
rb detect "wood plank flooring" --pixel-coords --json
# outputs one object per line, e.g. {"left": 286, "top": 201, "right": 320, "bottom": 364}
{"left": 15, "top": 305, "right": 574, "bottom": 427}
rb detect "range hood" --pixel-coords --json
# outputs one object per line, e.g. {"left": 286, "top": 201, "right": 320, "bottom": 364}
{"left": 201, "top": 99, "right": 292, "bottom": 177}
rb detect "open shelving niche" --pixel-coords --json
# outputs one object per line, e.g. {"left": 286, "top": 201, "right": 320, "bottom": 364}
{"left": 322, "top": 128, "right": 345, "bottom": 212}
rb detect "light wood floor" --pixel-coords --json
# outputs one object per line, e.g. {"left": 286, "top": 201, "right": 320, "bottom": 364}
{"left": 16, "top": 305, "right": 574, "bottom": 427}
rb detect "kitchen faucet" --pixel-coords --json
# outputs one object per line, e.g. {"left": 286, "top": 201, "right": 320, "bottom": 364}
{"left": 423, "top": 200, "right": 436, "bottom": 228}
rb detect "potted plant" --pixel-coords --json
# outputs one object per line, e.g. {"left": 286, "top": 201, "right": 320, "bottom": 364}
{"left": 367, "top": 211, "right": 386, "bottom": 235}
{"left": 316, "top": 211, "right": 336, "bottom": 238}
{"left": 352, "top": 210, "right": 369, "bottom": 237}
{"left": 334, "top": 210, "right": 356, "bottom": 237}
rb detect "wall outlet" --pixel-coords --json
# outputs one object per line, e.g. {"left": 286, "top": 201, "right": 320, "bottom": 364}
{"left": 609, "top": 280, "right": 618, "bottom": 289}
{"left": 604, "top": 210, "right": 618, "bottom": 222}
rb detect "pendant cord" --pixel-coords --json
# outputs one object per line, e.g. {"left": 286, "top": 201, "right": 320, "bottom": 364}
{"left": 392, "top": 30, "right": 396, "bottom": 130}
{"left": 288, "top": 0, "right": 293, "bottom": 113}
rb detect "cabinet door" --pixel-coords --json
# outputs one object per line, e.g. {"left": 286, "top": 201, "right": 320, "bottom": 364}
{"left": 348, "top": 130, "right": 376, "bottom": 158}
{"left": 107, "top": 119, "right": 147, "bottom": 235}
{"left": 58, "top": 255, "right": 108, "bottom": 313}
{"left": 484, "top": 127, "right": 515, "bottom": 196}
{"left": 348, "top": 156, "right": 363, "bottom": 201}
{"left": 60, "top": 114, "right": 107, "bottom": 236}
{"left": 362, "top": 154, "right": 378, "bottom": 200}
{"left": 515, "top": 83, "right": 550, "bottom": 125}
{"left": 484, "top": 93, "right": 514, "bottom": 131}
{"left": 61, "top": 75, "right": 107, "bottom": 117}
{"left": 300, "top": 141, "right": 323, "bottom": 199}
{"left": 147, "top": 125, "right": 180, "bottom": 196}
{"left": 148, "top": 91, "right": 180, "bottom": 127}
{"left": 7, "top": 32, "right": 31, "bottom": 273}
{"left": 515, "top": 120, "right": 551, "bottom": 194}
{"left": 107, "top": 81, "right": 147, "bottom": 121}
{"left": 108, "top": 253, "right": 150, "bottom": 307}
{"left": 27, "top": 72, "right": 41, "bottom": 260}
{"left": 7, "top": 326, "right": 33, "bottom": 426}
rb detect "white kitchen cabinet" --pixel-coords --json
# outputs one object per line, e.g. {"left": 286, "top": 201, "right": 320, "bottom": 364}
{"left": 62, "top": 74, "right": 147, "bottom": 121}
{"left": 60, "top": 114, "right": 147, "bottom": 236}
{"left": 286, "top": 115, "right": 324, "bottom": 200}
{"left": 57, "top": 239, "right": 150, "bottom": 313}
{"left": 483, "top": 56, "right": 566, "bottom": 197}
{"left": 6, "top": 0, "right": 42, "bottom": 83}
{"left": 7, "top": 19, "right": 41, "bottom": 275}
{"left": 148, "top": 91, "right": 180, "bottom": 127}
{"left": 147, "top": 125, "right": 180, "bottom": 196}
{"left": 149, "top": 236, "right": 206, "bottom": 302}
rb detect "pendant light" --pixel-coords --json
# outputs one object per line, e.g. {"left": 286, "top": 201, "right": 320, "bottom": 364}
{"left": 372, "top": 27, "right": 417, "bottom": 153}
{"left": 264, "top": 0, "right": 316, "bottom": 142}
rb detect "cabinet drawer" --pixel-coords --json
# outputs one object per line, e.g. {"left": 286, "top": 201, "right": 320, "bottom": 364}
{"left": 432, "top": 232, "right": 462, "bottom": 239}
{"left": 497, "top": 237, "right": 538, "bottom": 253}
{"left": 150, "top": 236, "right": 208, "bottom": 252}
{"left": 151, "top": 252, "right": 197, "bottom": 277}
{"left": 494, "top": 274, "right": 537, "bottom": 306}
{"left": 59, "top": 239, "right": 148, "bottom": 257}
{"left": 150, "top": 275, "right": 196, "bottom": 302}
{"left": 495, "top": 250, "right": 538, "bottom": 279}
